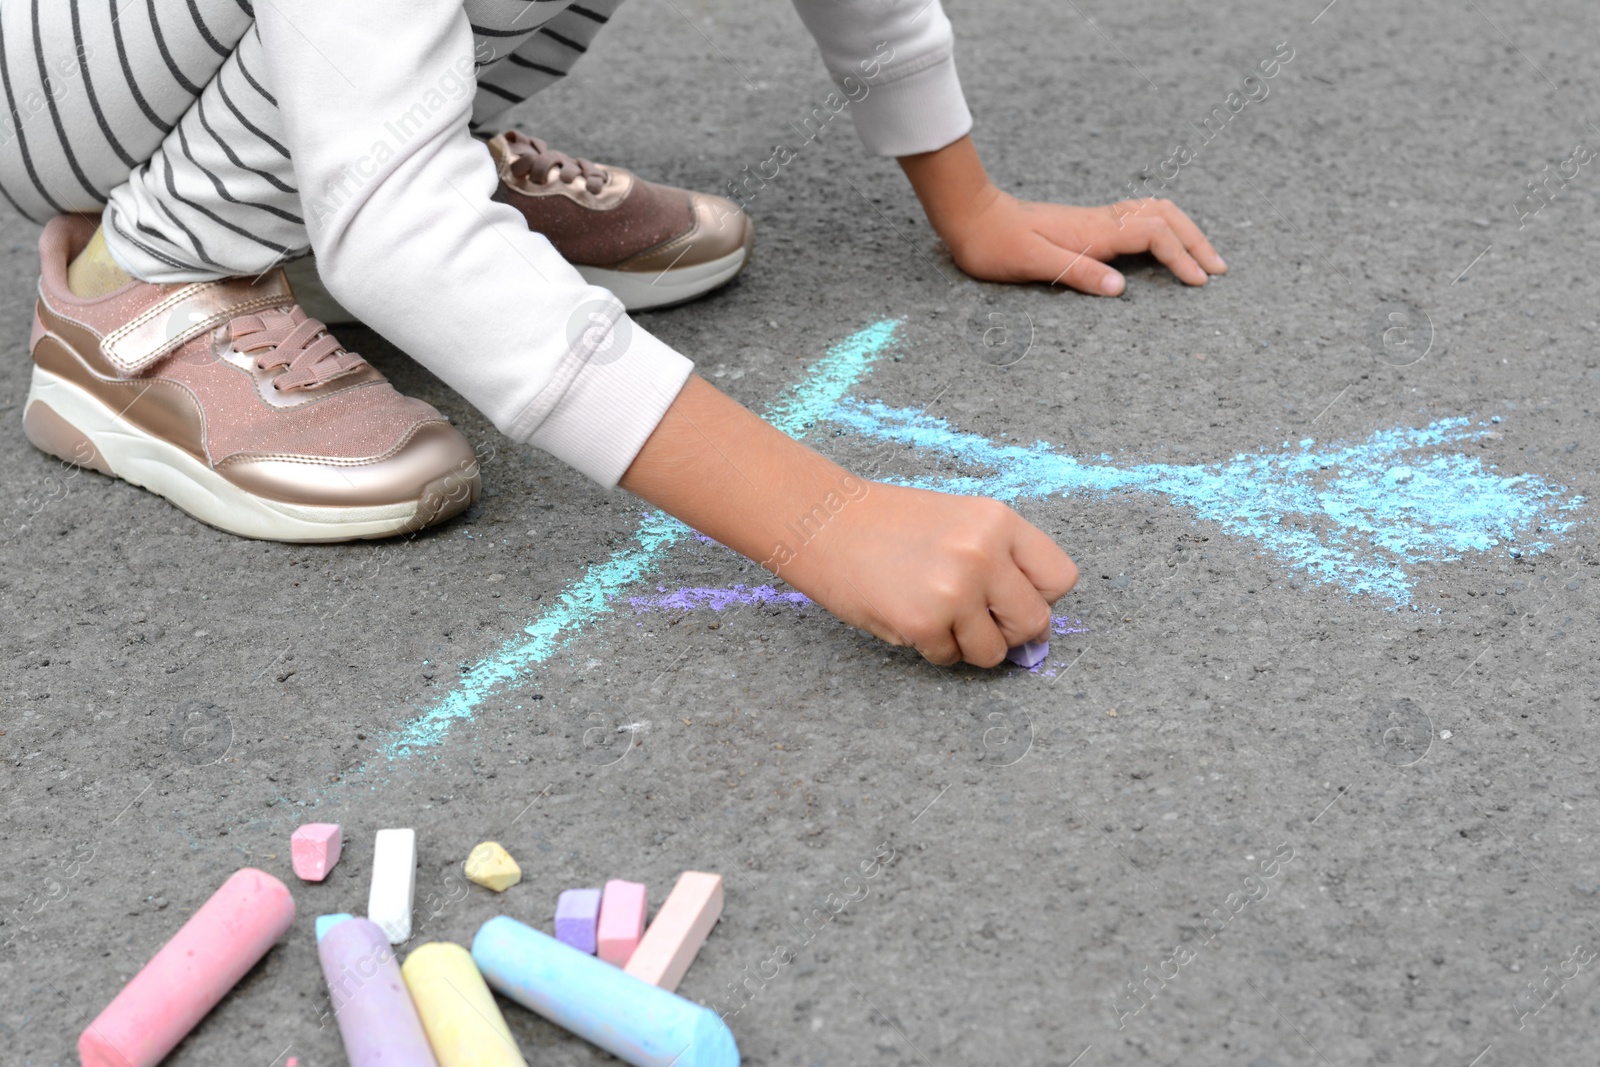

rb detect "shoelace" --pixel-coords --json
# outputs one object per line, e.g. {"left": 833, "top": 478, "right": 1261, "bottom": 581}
{"left": 229, "top": 306, "right": 365, "bottom": 392}
{"left": 502, "top": 129, "right": 609, "bottom": 195}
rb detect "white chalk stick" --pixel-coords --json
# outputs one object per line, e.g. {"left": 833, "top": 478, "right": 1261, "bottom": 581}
{"left": 368, "top": 828, "right": 416, "bottom": 945}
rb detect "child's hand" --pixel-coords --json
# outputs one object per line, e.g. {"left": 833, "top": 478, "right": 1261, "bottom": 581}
{"left": 782, "top": 483, "right": 1079, "bottom": 667}
{"left": 943, "top": 192, "right": 1226, "bottom": 296}
{"left": 621, "top": 376, "right": 1078, "bottom": 669}
{"left": 898, "top": 135, "right": 1226, "bottom": 296}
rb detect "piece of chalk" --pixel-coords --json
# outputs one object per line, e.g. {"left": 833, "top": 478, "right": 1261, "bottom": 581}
{"left": 291, "top": 822, "right": 343, "bottom": 881}
{"left": 597, "top": 879, "right": 647, "bottom": 966}
{"left": 555, "top": 888, "right": 602, "bottom": 954}
{"left": 319, "top": 918, "right": 440, "bottom": 1067}
{"left": 463, "top": 841, "right": 522, "bottom": 892}
{"left": 624, "top": 872, "right": 723, "bottom": 992}
{"left": 78, "top": 868, "right": 295, "bottom": 1067}
{"left": 473, "top": 916, "right": 738, "bottom": 1067}
{"left": 402, "top": 942, "right": 527, "bottom": 1067}
{"left": 368, "top": 828, "right": 416, "bottom": 944}
{"left": 316, "top": 913, "right": 355, "bottom": 943}
{"left": 1006, "top": 640, "right": 1049, "bottom": 668}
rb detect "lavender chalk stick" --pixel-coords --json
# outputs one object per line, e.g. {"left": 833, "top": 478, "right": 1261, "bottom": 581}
{"left": 555, "top": 889, "right": 601, "bottom": 955}
{"left": 319, "top": 918, "right": 439, "bottom": 1067}
{"left": 1006, "top": 640, "right": 1048, "bottom": 668}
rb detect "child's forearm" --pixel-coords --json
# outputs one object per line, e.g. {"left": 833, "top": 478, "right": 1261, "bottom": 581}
{"left": 619, "top": 374, "right": 854, "bottom": 577}
{"left": 896, "top": 135, "right": 999, "bottom": 248}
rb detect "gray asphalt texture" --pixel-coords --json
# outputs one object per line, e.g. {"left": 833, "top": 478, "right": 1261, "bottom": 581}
{"left": 4, "top": 0, "right": 1599, "bottom": 1064}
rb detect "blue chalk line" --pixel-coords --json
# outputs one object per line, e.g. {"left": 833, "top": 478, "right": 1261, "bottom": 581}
{"left": 383, "top": 317, "right": 1583, "bottom": 761}
{"left": 381, "top": 319, "right": 903, "bottom": 758}
{"left": 826, "top": 400, "right": 1583, "bottom": 604}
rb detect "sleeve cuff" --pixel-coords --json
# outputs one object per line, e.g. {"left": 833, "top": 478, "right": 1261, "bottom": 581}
{"left": 842, "top": 52, "right": 974, "bottom": 158}
{"left": 510, "top": 313, "right": 694, "bottom": 487}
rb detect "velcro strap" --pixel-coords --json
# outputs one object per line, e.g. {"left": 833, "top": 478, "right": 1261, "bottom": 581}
{"left": 100, "top": 271, "right": 295, "bottom": 376}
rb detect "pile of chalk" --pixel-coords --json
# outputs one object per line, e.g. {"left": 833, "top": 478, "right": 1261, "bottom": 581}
{"left": 76, "top": 823, "right": 737, "bottom": 1067}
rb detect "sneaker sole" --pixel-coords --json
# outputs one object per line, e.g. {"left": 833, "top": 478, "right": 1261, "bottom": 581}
{"left": 22, "top": 364, "right": 479, "bottom": 543}
{"left": 576, "top": 236, "right": 752, "bottom": 313}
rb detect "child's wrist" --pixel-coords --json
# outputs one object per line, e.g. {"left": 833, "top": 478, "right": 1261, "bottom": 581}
{"left": 897, "top": 134, "right": 1001, "bottom": 247}
{"left": 753, "top": 472, "right": 876, "bottom": 584}
{"left": 932, "top": 183, "right": 1006, "bottom": 254}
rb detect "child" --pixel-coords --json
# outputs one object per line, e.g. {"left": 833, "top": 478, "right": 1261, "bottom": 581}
{"left": 1, "top": 0, "right": 1224, "bottom": 667}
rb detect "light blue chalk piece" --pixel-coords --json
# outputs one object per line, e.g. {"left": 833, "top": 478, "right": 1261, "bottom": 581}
{"left": 1006, "top": 641, "right": 1049, "bottom": 669}
{"left": 472, "top": 916, "right": 739, "bottom": 1067}
{"left": 315, "top": 913, "right": 354, "bottom": 942}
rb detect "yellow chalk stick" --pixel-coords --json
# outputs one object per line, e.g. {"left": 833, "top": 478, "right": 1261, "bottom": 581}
{"left": 623, "top": 871, "right": 724, "bottom": 992}
{"left": 401, "top": 941, "right": 528, "bottom": 1067}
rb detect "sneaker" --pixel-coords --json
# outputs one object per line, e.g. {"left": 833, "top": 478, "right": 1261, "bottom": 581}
{"left": 24, "top": 215, "right": 481, "bottom": 543}
{"left": 488, "top": 130, "right": 753, "bottom": 311}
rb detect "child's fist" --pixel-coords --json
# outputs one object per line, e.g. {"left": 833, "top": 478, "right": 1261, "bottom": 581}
{"left": 783, "top": 483, "right": 1078, "bottom": 667}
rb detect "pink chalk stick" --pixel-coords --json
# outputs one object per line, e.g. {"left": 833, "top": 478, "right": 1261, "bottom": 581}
{"left": 78, "top": 868, "right": 295, "bottom": 1067}
{"left": 595, "top": 880, "right": 647, "bottom": 967}
{"left": 623, "top": 872, "right": 724, "bottom": 992}
{"left": 1006, "top": 640, "right": 1048, "bottom": 668}
{"left": 291, "top": 823, "right": 343, "bottom": 882}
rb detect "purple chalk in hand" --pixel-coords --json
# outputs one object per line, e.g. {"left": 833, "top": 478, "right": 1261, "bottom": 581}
{"left": 555, "top": 888, "right": 602, "bottom": 955}
{"left": 1006, "top": 640, "right": 1049, "bottom": 668}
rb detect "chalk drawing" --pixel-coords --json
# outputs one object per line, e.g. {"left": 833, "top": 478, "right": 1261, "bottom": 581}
{"left": 382, "top": 318, "right": 1582, "bottom": 761}
{"left": 827, "top": 401, "right": 1581, "bottom": 604}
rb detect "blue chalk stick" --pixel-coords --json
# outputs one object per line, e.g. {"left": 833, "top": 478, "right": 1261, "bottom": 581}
{"left": 472, "top": 915, "right": 738, "bottom": 1067}
{"left": 315, "top": 913, "right": 354, "bottom": 943}
{"left": 1006, "top": 640, "right": 1048, "bottom": 668}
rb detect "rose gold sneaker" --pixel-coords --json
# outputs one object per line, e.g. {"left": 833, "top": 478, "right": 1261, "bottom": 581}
{"left": 487, "top": 130, "right": 753, "bottom": 311}
{"left": 23, "top": 215, "right": 481, "bottom": 543}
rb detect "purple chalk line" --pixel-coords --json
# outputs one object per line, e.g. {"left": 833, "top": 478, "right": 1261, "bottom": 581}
{"left": 625, "top": 585, "right": 1087, "bottom": 640}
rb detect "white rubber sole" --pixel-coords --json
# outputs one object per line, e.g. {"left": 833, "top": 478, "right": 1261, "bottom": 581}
{"left": 23, "top": 365, "right": 458, "bottom": 543}
{"left": 575, "top": 242, "right": 750, "bottom": 312}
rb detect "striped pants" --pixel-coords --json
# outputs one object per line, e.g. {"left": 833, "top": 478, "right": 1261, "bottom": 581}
{"left": 0, "top": 0, "right": 623, "bottom": 280}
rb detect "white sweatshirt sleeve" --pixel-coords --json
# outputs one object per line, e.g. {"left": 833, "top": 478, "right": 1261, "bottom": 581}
{"left": 254, "top": 1, "right": 692, "bottom": 487}
{"left": 788, "top": 0, "right": 974, "bottom": 158}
